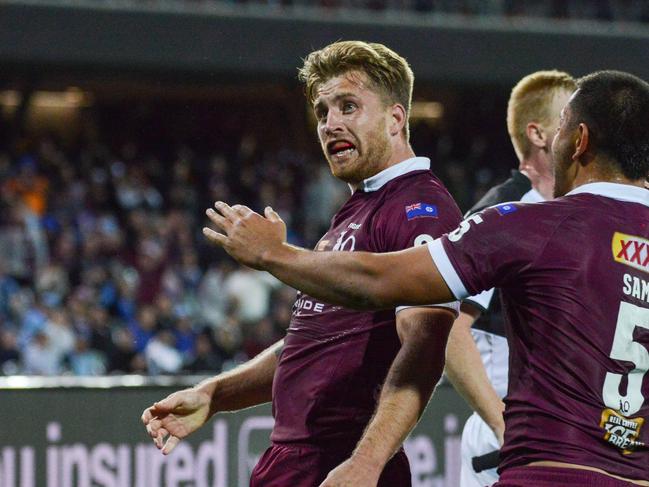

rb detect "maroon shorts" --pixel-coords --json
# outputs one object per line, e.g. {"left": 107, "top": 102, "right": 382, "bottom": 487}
{"left": 495, "top": 466, "right": 641, "bottom": 487}
{"left": 250, "top": 443, "right": 411, "bottom": 487}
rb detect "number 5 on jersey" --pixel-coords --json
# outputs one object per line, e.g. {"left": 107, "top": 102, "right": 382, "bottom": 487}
{"left": 603, "top": 301, "right": 649, "bottom": 416}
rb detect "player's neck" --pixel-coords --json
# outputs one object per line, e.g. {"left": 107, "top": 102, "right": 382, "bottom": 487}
{"left": 385, "top": 144, "right": 416, "bottom": 170}
{"left": 570, "top": 160, "right": 645, "bottom": 191}
{"left": 346, "top": 145, "right": 416, "bottom": 192}
{"left": 519, "top": 156, "right": 553, "bottom": 200}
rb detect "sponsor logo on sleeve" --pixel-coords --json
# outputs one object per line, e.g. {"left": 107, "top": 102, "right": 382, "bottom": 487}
{"left": 494, "top": 203, "right": 518, "bottom": 215}
{"left": 600, "top": 408, "right": 645, "bottom": 454}
{"left": 405, "top": 203, "right": 438, "bottom": 220}
{"left": 612, "top": 232, "right": 649, "bottom": 274}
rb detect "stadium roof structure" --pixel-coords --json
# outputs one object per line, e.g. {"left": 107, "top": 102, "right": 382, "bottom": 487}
{"left": 2, "top": 0, "right": 649, "bottom": 85}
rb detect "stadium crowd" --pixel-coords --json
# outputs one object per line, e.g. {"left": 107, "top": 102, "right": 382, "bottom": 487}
{"left": 0, "top": 93, "right": 512, "bottom": 377}
{"left": 173, "top": 0, "right": 649, "bottom": 22}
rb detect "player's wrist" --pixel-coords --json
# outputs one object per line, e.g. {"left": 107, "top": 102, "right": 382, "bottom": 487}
{"left": 195, "top": 378, "right": 222, "bottom": 416}
{"left": 350, "top": 444, "right": 390, "bottom": 475}
{"left": 260, "top": 242, "right": 294, "bottom": 271}
{"left": 347, "top": 455, "right": 383, "bottom": 478}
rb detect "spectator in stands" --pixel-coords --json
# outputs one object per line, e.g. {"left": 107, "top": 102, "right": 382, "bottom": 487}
{"left": 43, "top": 308, "right": 76, "bottom": 367}
{"left": 222, "top": 266, "right": 281, "bottom": 328}
{"left": 23, "top": 332, "right": 60, "bottom": 375}
{"left": 68, "top": 336, "right": 107, "bottom": 376}
{"left": 108, "top": 327, "right": 139, "bottom": 374}
{"left": 0, "top": 73, "right": 541, "bottom": 379}
{"left": 145, "top": 330, "right": 183, "bottom": 375}
{"left": 185, "top": 332, "right": 224, "bottom": 374}
{"left": 0, "top": 328, "right": 20, "bottom": 375}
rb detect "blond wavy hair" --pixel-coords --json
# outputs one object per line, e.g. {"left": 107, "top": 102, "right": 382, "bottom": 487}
{"left": 507, "top": 70, "right": 576, "bottom": 160}
{"left": 298, "top": 41, "right": 414, "bottom": 137}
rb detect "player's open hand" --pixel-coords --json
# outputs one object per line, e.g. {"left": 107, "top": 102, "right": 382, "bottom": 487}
{"left": 203, "top": 202, "right": 287, "bottom": 270}
{"left": 318, "top": 457, "right": 381, "bottom": 487}
{"left": 141, "top": 388, "right": 212, "bottom": 455}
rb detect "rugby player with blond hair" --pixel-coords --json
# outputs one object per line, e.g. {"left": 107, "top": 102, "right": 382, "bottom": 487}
{"left": 143, "top": 40, "right": 462, "bottom": 487}
{"left": 445, "top": 70, "right": 576, "bottom": 486}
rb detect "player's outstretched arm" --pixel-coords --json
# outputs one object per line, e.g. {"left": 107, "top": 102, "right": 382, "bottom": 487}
{"left": 319, "top": 307, "right": 455, "bottom": 487}
{"left": 203, "top": 202, "right": 455, "bottom": 309}
{"left": 445, "top": 304, "right": 505, "bottom": 444}
{"left": 141, "top": 339, "right": 283, "bottom": 454}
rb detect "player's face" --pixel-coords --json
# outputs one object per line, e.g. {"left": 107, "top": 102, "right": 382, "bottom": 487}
{"left": 551, "top": 96, "right": 579, "bottom": 197}
{"left": 313, "top": 71, "right": 393, "bottom": 185}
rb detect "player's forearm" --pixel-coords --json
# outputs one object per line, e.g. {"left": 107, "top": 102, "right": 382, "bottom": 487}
{"left": 205, "top": 203, "right": 455, "bottom": 307}
{"left": 261, "top": 244, "right": 452, "bottom": 310}
{"left": 351, "top": 313, "right": 452, "bottom": 471}
{"left": 352, "top": 387, "right": 425, "bottom": 473}
{"left": 445, "top": 316, "right": 504, "bottom": 437}
{"left": 196, "top": 339, "right": 282, "bottom": 415}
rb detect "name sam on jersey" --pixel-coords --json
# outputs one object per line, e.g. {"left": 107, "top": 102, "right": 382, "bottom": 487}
{"left": 613, "top": 232, "right": 649, "bottom": 274}
{"left": 623, "top": 274, "right": 649, "bottom": 304}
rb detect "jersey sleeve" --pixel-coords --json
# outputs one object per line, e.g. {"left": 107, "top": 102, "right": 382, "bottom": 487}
{"left": 427, "top": 203, "right": 550, "bottom": 300}
{"left": 373, "top": 182, "right": 463, "bottom": 314}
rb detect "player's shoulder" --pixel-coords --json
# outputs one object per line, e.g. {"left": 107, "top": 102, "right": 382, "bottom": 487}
{"left": 383, "top": 168, "right": 455, "bottom": 205}
{"left": 380, "top": 170, "right": 460, "bottom": 221}
{"left": 467, "top": 170, "right": 532, "bottom": 216}
{"left": 475, "top": 195, "right": 584, "bottom": 234}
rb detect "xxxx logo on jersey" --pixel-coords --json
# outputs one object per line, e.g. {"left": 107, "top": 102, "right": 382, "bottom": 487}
{"left": 612, "top": 232, "right": 649, "bottom": 274}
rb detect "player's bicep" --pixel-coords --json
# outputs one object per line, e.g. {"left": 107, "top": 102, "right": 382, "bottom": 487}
{"left": 371, "top": 244, "right": 456, "bottom": 307}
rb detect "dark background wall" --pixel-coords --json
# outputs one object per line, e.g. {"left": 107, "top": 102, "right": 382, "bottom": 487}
{"left": 2, "top": 1, "right": 648, "bottom": 85}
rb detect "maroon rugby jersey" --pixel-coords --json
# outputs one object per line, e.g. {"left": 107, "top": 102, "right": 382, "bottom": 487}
{"left": 428, "top": 182, "right": 649, "bottom": 481}
{"left": 271, "top": 157, "right": 462, "bottom": 447}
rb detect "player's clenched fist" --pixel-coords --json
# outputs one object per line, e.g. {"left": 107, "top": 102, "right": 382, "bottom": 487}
{"left": 141, "top": 388, "right": 212, "bottom": 455}
{"left": 202, "top": 201, "right": 287, "bottom": 270}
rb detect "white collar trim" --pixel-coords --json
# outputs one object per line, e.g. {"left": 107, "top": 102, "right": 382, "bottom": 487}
{"left": 359, "top": 157, "right": 430, "bottom": 192}
{"left": 520, "top": 187, "right": 545, "bottom": 203}
{"left": 566, "top": 182, "right": 649, "bottom": 207}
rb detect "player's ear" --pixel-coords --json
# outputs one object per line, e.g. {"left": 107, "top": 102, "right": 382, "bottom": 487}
{"left": 572, "top": 123, "right": 590, "bottom": 161}
{"left": 389, "top": 103, "right": 407, "bottom": 137}
{"left": 526, "top": 122, "right": 548, "bottom": 150}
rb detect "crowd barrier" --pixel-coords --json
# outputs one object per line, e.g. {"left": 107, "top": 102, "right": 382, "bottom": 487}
{"left": 0, "top": 376, "right": 471, "bottom": 487}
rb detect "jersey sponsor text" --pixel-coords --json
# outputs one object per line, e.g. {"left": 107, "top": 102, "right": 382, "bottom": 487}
{"left": 613, "top": 232, "right": 649, "bottom": 274}
{"left": 293, "top": 297, "right": 325, "bottom": 315}
{"left": 600, "top": 408, "right": 646, "bottom": 454}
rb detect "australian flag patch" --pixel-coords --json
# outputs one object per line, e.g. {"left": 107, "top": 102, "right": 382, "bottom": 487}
{"left": 494, "top": 203, "right": 518, "bottom": 215}
{"left": 405, "top": 203, "right": 438, "bottom": 220}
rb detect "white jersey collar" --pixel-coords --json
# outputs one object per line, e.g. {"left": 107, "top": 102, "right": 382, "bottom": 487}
{"left": 566, "top": 182, "right": 649, "bottom": 207}
{"left": 520, "top": 187, "right": 544, "bottom": 203}
{"left": 358, "top": 157, "right": 430, "bottom": 193}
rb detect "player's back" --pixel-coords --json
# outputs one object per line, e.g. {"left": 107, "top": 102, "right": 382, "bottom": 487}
{"left": 465, "top": 170, "right": 543, "bottom": 398}
{"left": 498, "top": 184, "right": 649, "bottom": 480}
